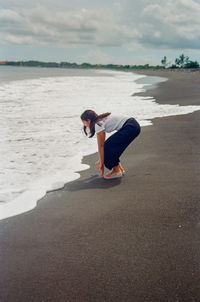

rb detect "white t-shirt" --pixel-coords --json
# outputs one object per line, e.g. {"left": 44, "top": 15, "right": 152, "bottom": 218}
{"left": 95, "top": 114, "right": 129, "bottom": 133}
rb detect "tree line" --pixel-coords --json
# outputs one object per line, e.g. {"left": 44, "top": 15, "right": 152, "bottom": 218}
{"left": 1, "top": 54, "right": 199, "bottom": 70}
{"left": 1, "top": 60, "right": 162, "bottom": 70}
{"left": 161, "top": 54, "right": 199, "bottom": 69}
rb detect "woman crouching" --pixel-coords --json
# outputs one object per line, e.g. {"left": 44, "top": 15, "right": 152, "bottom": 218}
{"left": 81, "top": 110, "right": 141, "bottom": 179}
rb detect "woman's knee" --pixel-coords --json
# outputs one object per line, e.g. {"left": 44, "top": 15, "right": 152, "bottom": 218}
{"left": 131, "top": 124, "right": 141, "bottom": 140}
{"left": 136, "top": 124, "right": 141, "bottom": 137}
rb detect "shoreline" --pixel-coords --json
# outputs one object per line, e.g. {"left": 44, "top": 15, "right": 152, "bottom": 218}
{"left": 133, "top": 69, "right": 200, "bottom": 106}
{"left": 0, "top": 71, "right": 169, "bottom": 221}
{"left": 1, "top": 70, "right": 200, "bottom": 301}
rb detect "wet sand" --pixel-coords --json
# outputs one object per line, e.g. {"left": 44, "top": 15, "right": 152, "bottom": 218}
{"left": 0, "top": 70, "right": 200, "bottom": 302}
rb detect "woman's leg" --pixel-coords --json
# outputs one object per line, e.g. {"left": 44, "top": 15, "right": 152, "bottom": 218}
{"left": 104, "top": 119, "right": 140, "bottom": 170}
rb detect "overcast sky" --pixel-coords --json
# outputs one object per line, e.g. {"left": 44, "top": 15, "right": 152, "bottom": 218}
{"left": 1, "top": 0, "right": 200, "bottom": 64}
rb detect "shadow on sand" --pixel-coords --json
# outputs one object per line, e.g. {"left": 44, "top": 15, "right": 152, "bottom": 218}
{"left": 64, "top": 174, "right": 122, "bottom": 192}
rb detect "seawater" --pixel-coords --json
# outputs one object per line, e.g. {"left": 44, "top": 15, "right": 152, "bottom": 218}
{"left": 0, "top": 66, "right": 200, "bottom": 220}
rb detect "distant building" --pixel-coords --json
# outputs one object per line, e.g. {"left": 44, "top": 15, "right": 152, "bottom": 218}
{"left": 0, "top": 61, "right": 8, "bottom": 64}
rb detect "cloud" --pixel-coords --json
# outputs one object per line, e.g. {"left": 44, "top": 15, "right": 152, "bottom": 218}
{"left": 0, "top": 0, "right": 200, "bottom": 50}
{"left": 0, "top": 4, "right": 140, "bottom": 47}
{"left": 0, "top": 8, "right": 23, "bottom": 23}
{"left": 138, "top": 0, "right": 200, "bottom": 48}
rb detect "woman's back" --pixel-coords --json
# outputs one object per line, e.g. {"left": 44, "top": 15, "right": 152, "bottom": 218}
{"left": 95, "top": 114, "right": 129, "bottom": 133}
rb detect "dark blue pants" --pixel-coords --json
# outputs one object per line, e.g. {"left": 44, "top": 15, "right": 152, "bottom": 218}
{"left": 104, "top": 118, "right": 141, "bottom": 170}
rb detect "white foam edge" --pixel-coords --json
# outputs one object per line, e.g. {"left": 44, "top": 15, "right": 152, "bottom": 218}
{"left": 0, "top": 161, "right": 90, "bottom": 221}
{"left": 0, "top": 120, "right": 154, "bottom": 221}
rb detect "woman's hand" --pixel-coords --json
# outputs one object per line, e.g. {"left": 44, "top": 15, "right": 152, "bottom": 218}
{"left": 96, "top": 160, "right": 104, "bottom": 176}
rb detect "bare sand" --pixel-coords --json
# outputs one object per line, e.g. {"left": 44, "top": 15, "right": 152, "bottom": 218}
{"left": 0, "top": 70, "right": 200, "bottom": 302}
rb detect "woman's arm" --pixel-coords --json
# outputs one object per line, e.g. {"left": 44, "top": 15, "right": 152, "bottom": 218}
{"left": 96, "top": 131, "right": 106, "bottom": 176}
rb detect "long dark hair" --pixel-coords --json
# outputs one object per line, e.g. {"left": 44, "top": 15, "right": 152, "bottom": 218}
{"left": 80, "top": 109, "right": 111, "bottom": 138}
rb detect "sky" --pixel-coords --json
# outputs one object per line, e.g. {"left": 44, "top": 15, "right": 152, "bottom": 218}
{"left": 1, "top": 0, "right": 200, "bottom": 65}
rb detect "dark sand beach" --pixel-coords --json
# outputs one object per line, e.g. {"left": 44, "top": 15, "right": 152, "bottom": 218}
{"left": 1, "top": 70, "right": 200, "bottom": 302}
